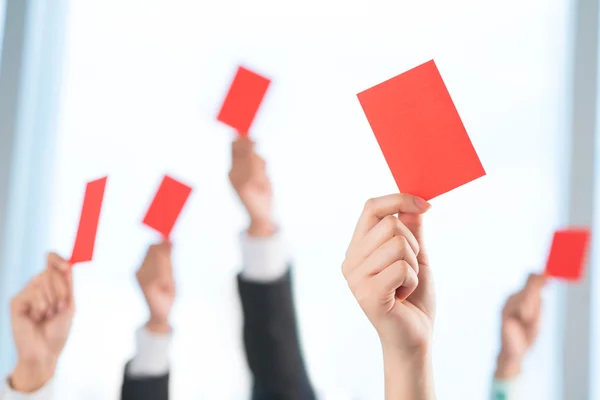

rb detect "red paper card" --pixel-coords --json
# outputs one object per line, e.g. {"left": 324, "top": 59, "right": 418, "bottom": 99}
{"left": 217, "top": 66, "right": 271, "bottom": 136}
{"left": 357, "top": 60, "right": 486, "bottom": 201}
{"left": 70, "top": 177, "right": 108, "bottom": 265}
{"left": 545, "top": 228, "right": 591, "bottom": 281}
{"left": 143, "top": 175, "right": 192, "bottom": 239}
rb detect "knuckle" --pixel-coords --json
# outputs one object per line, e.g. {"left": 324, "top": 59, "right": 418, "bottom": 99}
{"left": 363, "top": 198, "right": 377, "bottom": 214}
{"left": 381, "top": 215, "right": 397, "bottom": 233}
{"left": 390, "top": 236, "right": 407, "bottom": 258}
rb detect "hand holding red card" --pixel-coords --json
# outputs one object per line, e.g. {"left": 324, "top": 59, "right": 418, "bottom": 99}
{"left": 357, "top": 60, "right": 485, "bottom": 201}
{"left": 545, "top": 228, "right": 591, "bottom": 281}
{"left": 70, "top": 177, "right": 108, "bottom": 265}
{"left": 143, "top": 175, "right": 193, "bottom": 239}
{"left": 217, "top": 65, "right": 271, "bottom": 136}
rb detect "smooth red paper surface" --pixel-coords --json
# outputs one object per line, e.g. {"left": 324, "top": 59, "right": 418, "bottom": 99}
{"left": 545, "top": 228, "right": 591, "bottom": 281}
{"left": 70, "top": 177, "right": 108, "bottom": 265}
{"left": 357, "top": 60, "right": 486, "bottom": 201}
{"left": 143, "top": 175, "right": 192, "bottom": 238}
{"left": 217, "top": 66, "right": 271, "bottom": 136}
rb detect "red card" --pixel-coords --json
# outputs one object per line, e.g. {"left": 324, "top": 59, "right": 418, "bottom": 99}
{"left": 545, "top": 228, "right": 591, "bottom": 281}
{"left": 70, "top": 177, "right": 108, "bottom": 265}
{"left": 143, "top": 175, "right": 192, "bottom": 239}
{"left": 357, "top": 60, "right": 486, "bottom": 201}
{"left": 217, "top": 66, "right": 271, "bottom": 136}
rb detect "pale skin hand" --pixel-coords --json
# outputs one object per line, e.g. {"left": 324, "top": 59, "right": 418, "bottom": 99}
{"left": 342, "top": 194, "right": 435, "bottom": 400}
{"left": 229, "top": 137, "right": 275, "bottom": 238}
{"left": 10, "top": 253, "right": 74, "bottom": 392}
{"left": 495, "top": 273, "right": 545, "bottom": 379}
{"left": 136, "top": 242, "right": 176, "bottom": 334}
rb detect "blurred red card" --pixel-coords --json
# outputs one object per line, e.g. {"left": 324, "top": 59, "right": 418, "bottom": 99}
{"left": 217, "top": 66, "right": 271, "bottom": 136}
{"left": 545, "top": 228, "right": 591, "bottom": 281}
{"left": 357, "top": 60, "right": 485, "bottom": 201}
{"left": 143, "top": 175, "right": 192, "bottom": 239}
{"left": 70, "top": 177, "right": 108, "bottom": 265}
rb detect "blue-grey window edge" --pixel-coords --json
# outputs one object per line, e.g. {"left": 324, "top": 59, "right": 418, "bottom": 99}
{"left": 0, "top": 0, "right": 68, "bottom": 377}
{"left": 562, "top": 0, "right": 599, "bottom": 397}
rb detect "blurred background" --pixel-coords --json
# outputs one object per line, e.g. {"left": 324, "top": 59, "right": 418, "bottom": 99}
{"left": 0, "top": 0, "right": 597, "bottom": 398}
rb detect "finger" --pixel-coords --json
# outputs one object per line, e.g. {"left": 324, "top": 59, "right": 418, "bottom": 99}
{"left": 372, "top": 260, "right": 419, "bottom": 302}
{"left": 29, "top": 286, "right": 49, "bottom": 321}
{"left": 232, "top": 137, "right": 254, "bottom": 159}
{"left": 524, "top": 273, "right": 546, "bottom": 293}
{"left": 502, "top": 294, "right": 521, "bottom": 319}
{"left": 48, "top": 252, "right": 70, "bottom": 273}
{"left": 350, "top": 194, "right": 431, "bottom": 249}
{"left": 49, "top": 268, "right": 69, "bottom": 311}
{"left": 10, "top": 292, "right": 30, "bottom": 317}
{"left": 155, "top": 241, "right": 172, "bottom": 256}
{"left": 348, "top": 235, "right": 419, "bottom": 283}
{"left": 346, "top": 214, "right": 419, "bottom": 265}
{"left": 519, "top": 290, "right": 542, "bottom": 323}
{"left": 39, "top": 274, "right": 58, "bottom": 317}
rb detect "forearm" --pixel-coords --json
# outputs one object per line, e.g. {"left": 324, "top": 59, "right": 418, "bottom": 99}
{"left": 494, "top": 352, "right": 521, "bottom": 380}
{"left": 382, "top": 347, "right": 435, "bottom": 400}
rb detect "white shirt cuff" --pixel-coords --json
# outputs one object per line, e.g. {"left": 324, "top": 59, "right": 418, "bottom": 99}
{"left": 491, "top": 377, "right": 519, "bottom": 399}
{"left": 240, "top": 229, "right": 289, "bottom": 282}
{"left": 127, "top": 327, "right": 172, "bottom": 377}
{"left": 0, "top": 378, "right": 53, "bottom": 400}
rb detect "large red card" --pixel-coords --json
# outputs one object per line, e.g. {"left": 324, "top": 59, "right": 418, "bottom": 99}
{"left": 143, "top": 175, "right": 192, "bottom": 239}
{"left": 217, "top": 66, "right": 271, "bottom": 136}
{"left": 545, "top": 228, "right": 591, "bottom": 281}
{"left": 70, "top": 177, "right": 108, "bottom": 265}
{"left": 357, "top": 60, "right": 486, "bottom": 201}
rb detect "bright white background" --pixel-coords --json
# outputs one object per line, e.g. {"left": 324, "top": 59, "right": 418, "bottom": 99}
{"left": 47, "top": 0, "right": 571, "bottom": 398}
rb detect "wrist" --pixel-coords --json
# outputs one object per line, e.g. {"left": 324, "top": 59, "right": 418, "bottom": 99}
{"left": 146, "top": 317, "right": 171, "bottom": 334}
{"left": 382, "top": 345, "right": 435, "bottom": 399}
{"left": 495, "top": 352, "right": 522, "bottom": 379}
{"left": 247, "top": 219, "right": 276, "bottom": 237}
{"left": 10, "top": 358, "right": 56, "bottom": 393}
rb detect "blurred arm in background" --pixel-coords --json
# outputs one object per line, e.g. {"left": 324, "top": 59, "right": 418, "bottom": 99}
{"left": 230, "top": 138, "right": 316, "bottom": 400}
{"left": 491, "top": 274, "right": 545, "bottom": 400}
{"left": 341, "top": 194, "right": 435, "bottom": 400}
{"left": 120, "top": 242, "right": 175, "bottom": 400}
{"left": 0, "top": 253, "right": 75, "bottom": 400}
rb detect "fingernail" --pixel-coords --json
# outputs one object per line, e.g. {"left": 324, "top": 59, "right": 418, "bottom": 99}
{"left": 414, "top": 197, "right": 431, "bottom": 211}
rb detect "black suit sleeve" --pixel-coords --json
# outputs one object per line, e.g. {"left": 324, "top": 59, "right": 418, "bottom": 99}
{"left": 238, "top": 269, "right": 316, "bottom": 400}
{"left": 120, "top": 361, "right": 169, "bottom": 400}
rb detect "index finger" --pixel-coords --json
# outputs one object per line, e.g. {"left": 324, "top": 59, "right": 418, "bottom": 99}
{"left": 232, "top": 137, "right": 254, "bottom": 159}
{"left": 47, "top": 252, "right": 70, "bottom": 273}
{"left": 523, "top": 273, "right": 546, "bottom": 294}
{"left": 350, "top": 194, "right": 431, "bottom": 247}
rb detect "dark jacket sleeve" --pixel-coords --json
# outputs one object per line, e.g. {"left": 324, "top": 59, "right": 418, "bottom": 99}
{"left": 120, "top": 361, "right": 169, "bottom": 400}
{"left": 238, "top": 269, "right": 316, "bottom": 400}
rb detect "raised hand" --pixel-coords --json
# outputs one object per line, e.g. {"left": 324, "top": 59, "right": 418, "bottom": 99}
{"left": 136, "top": 242, "right": 176, "bottom": 334}
{"left": 10, "top": 253, "right": 74, "bottom": 392}
{"left": 496, "top": 273, "right": 545, "bottom": 379}
{"left": 342, "top": 193, "right": 434, "bottom": 400}
{"left": 229, "top": 137, "right": 274, "bottom": 237}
